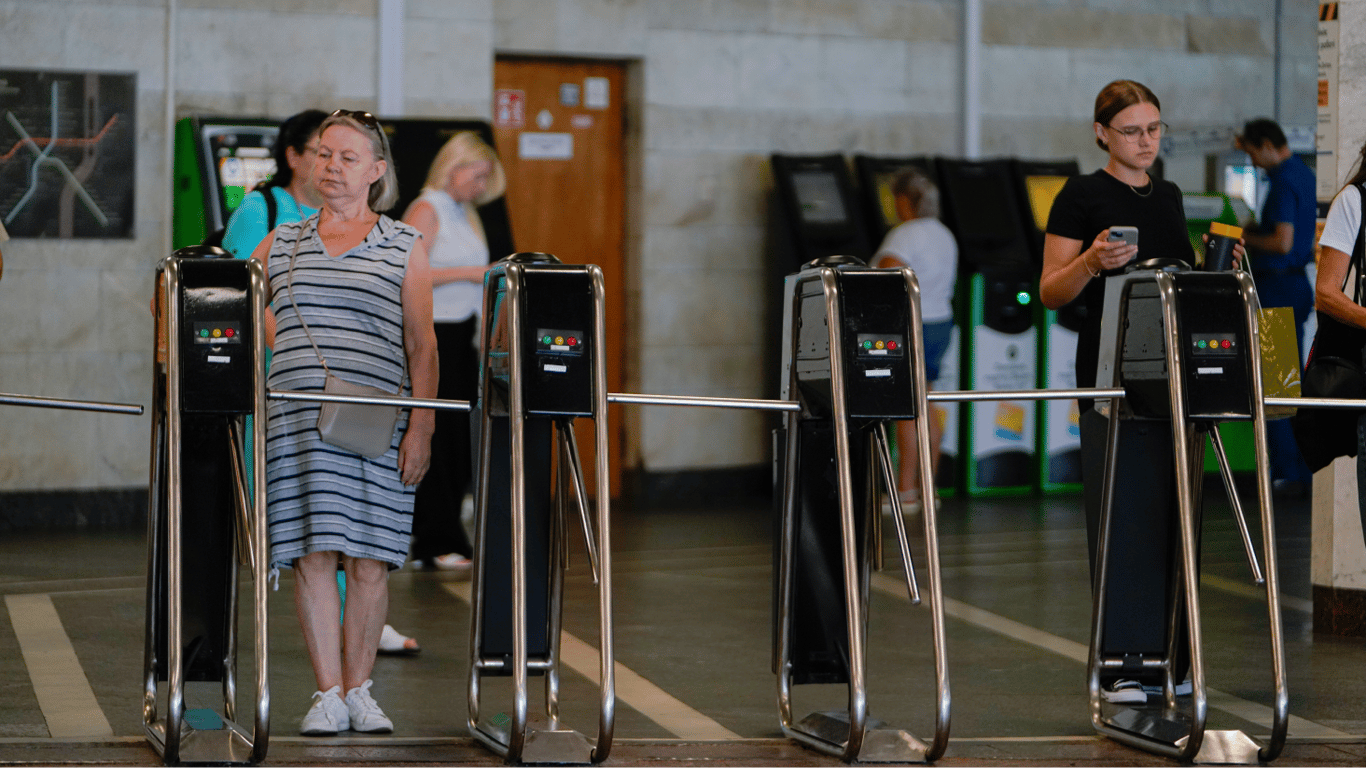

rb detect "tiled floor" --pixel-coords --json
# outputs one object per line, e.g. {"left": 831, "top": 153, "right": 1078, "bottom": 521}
{"left": 2, "top": 480, "right": 1364, "bottom": 766}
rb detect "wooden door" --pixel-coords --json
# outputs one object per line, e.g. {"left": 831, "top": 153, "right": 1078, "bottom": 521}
{"left": 493, "top": 56, "right": 627, "bottom": 498}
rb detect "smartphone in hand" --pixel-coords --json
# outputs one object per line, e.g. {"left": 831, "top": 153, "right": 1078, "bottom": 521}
{"left": 1106, "top": 226, "right": 1139, "bottom": 247}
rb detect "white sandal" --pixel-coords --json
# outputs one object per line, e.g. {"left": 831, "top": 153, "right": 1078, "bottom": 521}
{"left": 377, "top": 624, "right": 420, "bottom": 656}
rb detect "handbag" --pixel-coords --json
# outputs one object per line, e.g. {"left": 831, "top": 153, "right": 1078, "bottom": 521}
{"left": 1292, "top": 183, "right": 1366, "bottom": 471}
{"left": 286, "top": 225, "right": 403, "bottom": 459}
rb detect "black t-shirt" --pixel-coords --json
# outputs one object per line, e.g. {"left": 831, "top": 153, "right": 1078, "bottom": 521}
{"left": 1046, "top": 170, "right": 1189, "bottom": 408}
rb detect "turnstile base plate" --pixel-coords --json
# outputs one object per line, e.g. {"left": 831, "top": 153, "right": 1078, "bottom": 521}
{"left": 146, "top": 717, "right": 257, "bottom": 765}
{"left": 790, "top": 711, "right": 931, "bottom": 763}
{"left": 475, "top": 713, "right": 594, "bottom": 765}
{"left": 1104, "top": 708, "right": 1264, "bottom": 764}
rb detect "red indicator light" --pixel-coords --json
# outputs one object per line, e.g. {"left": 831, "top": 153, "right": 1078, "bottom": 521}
{"left": 225, "top": 328, "right": 235, "bottom": 338}
{"left": 568, "top": 337, "right": 578, "bottom": 346}
{"left": 1221, "top": 339, "right": 1231, "bottom": 349}
{"left": 887, "top": 340, "right": 898, "bottom": 350}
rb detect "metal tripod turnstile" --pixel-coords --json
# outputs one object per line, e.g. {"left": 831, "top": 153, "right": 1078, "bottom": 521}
{"left": 774, "top": 255, "right": 950, "bottom": 763}
{"left": 145, "top": 247, "right": 269, "bottom": 766}
{"left": 469, "top": 253, "right": 614, "bottom": 764}
{"left": 1089, "top": 264, "right": 1287, "bottom": 763}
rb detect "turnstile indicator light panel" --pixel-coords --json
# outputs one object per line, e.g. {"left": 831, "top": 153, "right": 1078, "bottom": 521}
{"left": 193, "top": 321, "right": 242, "bottom": 344}
{"left": 1192, "top": 334, "right": 1236, "bottom": 354}
{"left": 537, "top": 328, "right": 584, "bottom": 356}
{"left": 856, "top": 333, "right": 905, "bottom": 357}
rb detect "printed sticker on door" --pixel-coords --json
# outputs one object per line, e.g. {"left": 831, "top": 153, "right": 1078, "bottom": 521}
{"left": 494, "top": 90, "right": 525, "bottom": 129}
{"left": 519, "top": 132, "right": 573, "bottom": 160}
{"left": 584, "top": 77, "right": 609, "bottom": 109}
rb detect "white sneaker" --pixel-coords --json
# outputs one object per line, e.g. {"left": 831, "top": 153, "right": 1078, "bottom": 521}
{"left": 1101, "top": 679, "right": 1147, "bottom": 704}
{"left": 432, "top": 553, "right": 473, "bottom": 571}
{"left": 345, "top": 679, "right": 394, "bottom": 733}
{"left": 300, "top": 686, "right": 349, "bottom": 735}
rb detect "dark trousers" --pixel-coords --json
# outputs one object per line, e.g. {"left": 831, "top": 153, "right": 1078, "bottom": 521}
{"left": 1080, "top": 409, "right": 1197, "bottom": 684}
{"left": 411, "top": 319, "right": 478, "bottom": 561}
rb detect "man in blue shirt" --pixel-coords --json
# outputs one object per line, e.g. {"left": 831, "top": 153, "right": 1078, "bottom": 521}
{"left": 1237, "top": 118, "right": 1318, "bottom": 493}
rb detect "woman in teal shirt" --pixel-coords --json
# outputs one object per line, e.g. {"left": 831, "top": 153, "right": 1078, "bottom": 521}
{"left": 222, "top": 109, "right": 326, "bottom": 259}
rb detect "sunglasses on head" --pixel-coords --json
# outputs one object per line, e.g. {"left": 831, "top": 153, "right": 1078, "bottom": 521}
{"left": 330, "top": 109, "right": 384, "bottom": 140}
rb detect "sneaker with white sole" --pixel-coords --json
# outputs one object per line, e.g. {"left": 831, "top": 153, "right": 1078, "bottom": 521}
{"left": 1101, "top": 679, "right": 1147, "bottom": 704}
{"left": 300, "top": 686, "right": 349, "bottom": 735}
{"left": 345, "top": 679, "right": 394, "bottom": 733}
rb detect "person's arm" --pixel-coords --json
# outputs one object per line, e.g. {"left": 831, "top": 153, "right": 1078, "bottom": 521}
{"left": 1242, "top": 222, "right": 1294, "bottom": 256}
{"left": 401, "top": 198, "right": 488, "bottom": 286}
{"left": 1315, "top": 245, "right": 1366, "bottom": 330}
{"left": 397, "top": 236, "right": 439, "bottom": 486}
{"left": 1040, "top": 229, "right": 1135, "bottom": 310}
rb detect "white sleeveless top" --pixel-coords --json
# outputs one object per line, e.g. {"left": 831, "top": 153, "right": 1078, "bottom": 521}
{"left": 420, "top": 188, "right": 488, "bottom": 323}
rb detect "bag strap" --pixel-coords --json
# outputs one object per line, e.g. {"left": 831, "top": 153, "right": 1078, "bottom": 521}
{"left": 285, "top": 222, "right": 332, "bottom": 378}
{"left": 1352, "top": 182, "right": 1366, "bottom": 305}
{"left": 284, "top": 219, "right": 405, "bottom": 394}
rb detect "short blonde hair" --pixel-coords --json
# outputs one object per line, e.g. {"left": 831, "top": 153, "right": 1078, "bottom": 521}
{"left": 319, "top": 111, "right": 400, "bottom": 211}
{"left": 424, "top": 131, "right": 507, "bottom": 206}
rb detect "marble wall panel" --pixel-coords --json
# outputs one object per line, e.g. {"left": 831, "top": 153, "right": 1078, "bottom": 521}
{"left": 1186, "top": 15, "right": 1270, "bottom": 56}
{"left": 637, "top": 388, "right": 770, "bottom": 468}
{"left": 409, "top": 0, "right": 491, "bottom": 22}
{"left": 645, "top": 31, "right": 744, "bottom": 109}
{"left": 176, "top": 9, "right": 376, "bottom": 99}
{"left": 819, "top": 37, "right": 910, "bottom": 114}
{"left": 638, "top": 342, "right": 770, "bottom": 399}
{"left": 493, "top": 0, "right": 561, "bottom": 52}
{"left": 985, "top": 5, "right": 1186, "bottom": 51}
{"left": 771, "top": 0, "right": 956, "bottom": 43}
{"left": 736, "top": 34, "right": 826, "bottom": 112}
{"left": 552, "top": 0, "right": 648, "bottom": 56}
{"left": 404, "top": 19, "right": 494, "bottom": 113}
{"left": 646, "top": 0, "right": 771, "bottom": 34}
{"left": 1337, "top": 1, "right": 1366, "bottom": 189}
{"left": 638, "top": 268, "right": 769, "bottom": 348}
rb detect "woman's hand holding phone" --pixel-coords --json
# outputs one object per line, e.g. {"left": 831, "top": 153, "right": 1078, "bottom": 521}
{"left": 1086, "top": 227, "right": 1139, "bottom": 272}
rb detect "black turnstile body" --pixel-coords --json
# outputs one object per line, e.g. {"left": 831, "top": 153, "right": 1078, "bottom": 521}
{"left": 775, "top": 257, "right": 949, "bottom": 763}
{"left": 1089, "top": 267, "right": 1287, "bottom": 764}
{"left": 145, "top": 249, "right": 269, "bottom": 766}
{"left": 469, "top": 253, "right": 614, "bottom": 765}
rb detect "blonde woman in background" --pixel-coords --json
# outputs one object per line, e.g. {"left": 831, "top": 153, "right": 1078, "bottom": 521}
{"left": 401, "top": 132, "right": 507, "bottom": 572}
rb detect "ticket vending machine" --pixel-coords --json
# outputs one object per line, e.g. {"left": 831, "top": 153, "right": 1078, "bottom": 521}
{"left": 937, "top": 158, "right": 1038, "bottom": 495}
{"left": 774, "top": 256, "right": 949, "bottom": 763}
{"left": 853, "top": 154, "right": 960, "bottom": 495}
{"left": 145, "top": 248, "right": 269, "bottom": 765}
{"left": 1089, "top": 265, "right": 1287, "bottom": 763}
{"left": 1012, "top": 159, "right": 1083, "bottom": 492}
{"left": 469, "top": 253, "right": 614, "bottom": 765}
{"left": 172, "top": 117, "right": 280, "bottom": 250}
{"left": 770, "top": 154, "right": 871, "bottom": 270}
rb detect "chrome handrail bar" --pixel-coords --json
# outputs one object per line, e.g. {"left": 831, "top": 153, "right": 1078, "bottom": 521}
{"left": 0, "top": 392, "right": 143, "bottom": 414}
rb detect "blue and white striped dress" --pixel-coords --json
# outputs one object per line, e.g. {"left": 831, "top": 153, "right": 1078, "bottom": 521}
{"left": 265, "top": 214, "right": 419, "bottom": 570}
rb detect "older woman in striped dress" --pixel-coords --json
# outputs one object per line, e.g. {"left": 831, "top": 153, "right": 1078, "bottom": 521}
{"left": 250, "top": 110, "right": 438, "bottom": 735}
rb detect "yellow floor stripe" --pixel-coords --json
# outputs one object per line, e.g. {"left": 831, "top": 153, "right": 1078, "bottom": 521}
{"left": 442, "top": 582, "right": 739, "bottom": 740}
{"left": 4, "top": 594, "right": 113, "bottom": 738}
{"left": 869, "top": 572, "right": 1346, "bottom": 738}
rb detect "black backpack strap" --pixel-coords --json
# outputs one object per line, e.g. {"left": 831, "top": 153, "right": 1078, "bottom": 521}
{"left": 262, "top": 186, "right": 279, "bottom": 233}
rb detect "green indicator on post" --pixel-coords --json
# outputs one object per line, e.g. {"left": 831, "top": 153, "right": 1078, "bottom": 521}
{"left": 200, "top": 329, "right": 210, "bottom": 338}
{"left": 1015, "top": 291, "right": 1031, "bottom": 306}
{"left": 542, "top": 335, "right": 552, "bottom": 345}
{"left": 862, "top": 340, "right": 872, "bottom": 349}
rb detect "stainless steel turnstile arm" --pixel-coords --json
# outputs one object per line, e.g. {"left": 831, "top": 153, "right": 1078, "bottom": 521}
{"left": 0, "top": 392, "right": 144, "bottom": 414}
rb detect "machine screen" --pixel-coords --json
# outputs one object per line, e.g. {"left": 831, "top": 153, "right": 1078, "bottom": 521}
{"left": 216, "top": 151, "right": 276, "bottom": 212}
{"left": 1024, "top": 175, "right": 1068, "bottom": 231}
{"left": 791, "top": 170, "right": 848, "bottom": 225}
{"left": 536, "top": 328, "right": 585, "bottom": 357}
{"left": 856, "top": 333, "right": 905, "bottom": 357}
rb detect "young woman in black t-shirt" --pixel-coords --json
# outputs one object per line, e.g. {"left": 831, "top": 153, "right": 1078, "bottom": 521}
{"left": 1038, "top": 80, "right": 1244, "bottom": 706}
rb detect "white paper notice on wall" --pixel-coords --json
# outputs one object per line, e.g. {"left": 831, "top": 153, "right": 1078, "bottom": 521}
{"left": 519, "top": 132, "right": 573, "bottom": 160}
{"left": 584, "top": 76, "right": 609, "bottom": 109}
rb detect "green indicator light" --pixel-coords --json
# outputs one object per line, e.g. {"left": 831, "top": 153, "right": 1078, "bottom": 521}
{"left": 200, "top": 329, "right": 209, "bottom": 337}
{"left": 1198, "top": 340, "right": 1206, "bottom": 349}
{"left": 862, "top": 340, "right": 872, "bottom": 349}
{"left": 1015, "top": 291, "right": 1031, "bottom": 305}
{"left": 542, "top": 335, "right": 552, "bottom": 345}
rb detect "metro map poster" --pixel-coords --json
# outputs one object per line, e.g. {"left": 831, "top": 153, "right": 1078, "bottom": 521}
{"left": 0, "top": 69, "right": 136, "bottom": 238}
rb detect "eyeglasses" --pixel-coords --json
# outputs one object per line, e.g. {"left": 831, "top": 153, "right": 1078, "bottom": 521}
{"left": 330, "top": 109, "right": 384, "bottom": 141}
{"left": 1107, "top": 120, "right": 1168, "bottom": 143}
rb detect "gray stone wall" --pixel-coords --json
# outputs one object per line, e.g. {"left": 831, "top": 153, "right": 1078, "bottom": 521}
{"left": 0, "top": 0, "right": 1321, "bottom": 490}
